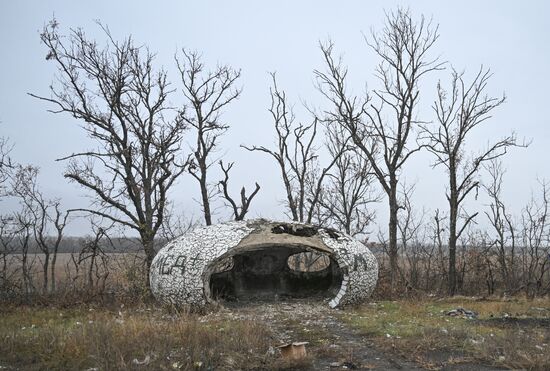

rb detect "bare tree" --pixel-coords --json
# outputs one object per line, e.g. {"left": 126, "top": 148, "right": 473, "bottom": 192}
{"left": 318, "top": 124, "right": 379, "bottom": 236}
{"left": 397, "top": 182, "right": 426, "bottom": 288}
{"left": 417, "top": 213, "right": 439, "bottom": 291}
{"left": 316, "top": 8, "right": 443, "bottom": 284}
{"left": 158, "top": 202, "right": 197, "bottom": 240}
{"left": 0, "top": 132, "right": 14, "bottom": 292}
{"left": 483, "top": 159, "right": 517, "bottom": 292}
{"left": 31, "top": 20, "right": 187, "bottom": 283}
{"left": 0, "top": 209, "right": 39, "bottom": 297}
{"left": 11, "top": 165, "right": 69, "bottom": 293}
{"left": 13, "top": 210, "right": 38, "bottom": 296}
{"left": 0, "top": 133, "right": 12, "bottom": 197}
{"left": 218, "top": 161, "right": 260, "bottom": 221}
{"left": 429, "top": 209, "right": 448, "bottom": 292}
{"left": 78, "top": 220, "right": 114, "bottom": 294}
{"left": 519, "top": 181, "right": 550, "bottom": 296}
{"left": 243, "top": 73, "right": 344, "bottom": 223}
{"left": 177, "top": 49, "right": 241, "bottom": 226}
{"left": 0, "top": 215, "right": 16, "bottom": 294}
{"left": 422, "top": 67, "right": 523, "bottom": 295}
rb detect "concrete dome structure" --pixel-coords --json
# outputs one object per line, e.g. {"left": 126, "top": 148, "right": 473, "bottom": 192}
{"left": 150, "top": 219, "right": 378, "bottom": 308}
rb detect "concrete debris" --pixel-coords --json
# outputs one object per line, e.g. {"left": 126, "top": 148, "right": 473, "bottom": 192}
{"left": 266, "top": 346, "right": 276, "bottom": 356}
{"left": 342, "top": 361, "right": 358, "bottom": 369}
{"left": 445, "top": 307, "right": 478, "bottom": 319}
{"left": 132, "top": 355, "right": 151, "bottom": 365}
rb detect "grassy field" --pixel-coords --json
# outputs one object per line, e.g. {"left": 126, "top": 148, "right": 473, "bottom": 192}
{"left": 343, "top": 296, "right": 550, "bottom": 369}
{"left": 0, "top": 304, "right": 276, "bottom": 370}
{"left": 1, "top": 296, "right": 550, "bottom": 370}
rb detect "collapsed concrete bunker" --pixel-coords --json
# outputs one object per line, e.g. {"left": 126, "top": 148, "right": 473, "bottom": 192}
{"left": 150, "top": 219, "right": 378, "bottom": 308}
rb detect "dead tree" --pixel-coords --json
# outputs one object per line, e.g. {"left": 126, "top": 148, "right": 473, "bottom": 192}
{"left": 177, "top": 49, "right": 241, "bottom": 226}
{"left": 243, "top": 73, "right": 344, "bottom": 223}
{"left": 316, "top": 9, "right": 443, "bottom": 284}
{"left": 13, "top": 209, "right": 36, "bottom": 295}
{"left": 519, "top": 181, "right": 550, "bottom": 296}
{"left": 0, "top": 215, "right": 16, "bottom": 294}
{"left": 0, "top": 143, "right": 11, "bottom": 292}
{"left": 483, "top": 159, "right": 517, "bottom": 292}
{"left": 218, "top": 161, "right": 260, "bottom": 221}
{"left": 0, "top": 217, "right": 11, "bottom": 283}
{"left": 158, "top": 203, "right": 197, "bottom": 240}
{"left": 79, "top": 220, "right": 114, "bottom": 293}
{"left": 11, "top": 165, "right": 69, "bottom": 293}
{"left": 0, "top": 133, "right": 12, "bottom": 197}
{"left": 31, "top": 20, "right": 187, "bottom": 282}
{"left": 421, "top": 67, "right": 522, "bottom": 295}
{"left": 419, "top": 217, "right": 438, "bottom": 291}
{"left": 0, "top": 211, "right": 36, "bottom": 297}
{"left": 429, "top": 209, "right": 448, "bottom": 292}
{"left": 318, "top": 124, "right": 379, "bottom": 236}
{"left": 0, "top": 133, "right": 15, "bottom": 284}
{"left": 397, "top": 182, "right": 426, "bottom": 289}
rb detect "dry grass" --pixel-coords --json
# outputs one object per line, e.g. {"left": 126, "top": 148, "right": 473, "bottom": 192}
{"left": 2, "top": 297, "right": 550, "bottom": 370}
{"left": 0, "top": 304, "right": 284, "bottom": 370}
{"left": 4, "top": 254, "right": 550, "bottom": 369}
{"left": 345, "top": 296, "right": 550, "bottom": 369}
{"left": 4, "top": 252, "right": 144, "bottom": 285}
{"left": 2, "top": 252, "right": 152, "bottom": 305}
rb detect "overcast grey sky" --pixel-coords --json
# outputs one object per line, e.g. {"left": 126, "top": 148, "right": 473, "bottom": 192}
{"left": 1, "top": 1, "right": 549, "bottom": 236}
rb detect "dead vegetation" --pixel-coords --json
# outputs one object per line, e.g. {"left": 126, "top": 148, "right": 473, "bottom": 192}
{"left": 345, "top": 296, "right": 550, "bottom": 370}
{"left": 0, "top": 6, "right": 549, "bottom": 371}
{"left": 0, "top": 304, "right": 276, "bottom": 370}
{"left": 1, "top": 294, "right": 550, "bottom": 370}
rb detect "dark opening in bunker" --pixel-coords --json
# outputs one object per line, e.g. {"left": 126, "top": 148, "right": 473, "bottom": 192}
{"left": 208, "top": 245, "right": 343, "bottom": 303}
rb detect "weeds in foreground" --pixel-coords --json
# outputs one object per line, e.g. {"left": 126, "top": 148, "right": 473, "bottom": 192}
{"left": 2, "top": 297, "right": 550, "bottom": 370}
{"left": 0, "top": 305, "right": 279, "bottom": 370}
{"left": 345, "top": 296, "right": 550, "bottom": 370}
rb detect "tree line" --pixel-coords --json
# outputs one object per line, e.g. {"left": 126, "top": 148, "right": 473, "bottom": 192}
{"left": 2, "top": 9, "right": 544, "bottom": 300}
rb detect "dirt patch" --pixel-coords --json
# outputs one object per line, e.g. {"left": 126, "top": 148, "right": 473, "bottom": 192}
{"left": 210, "top": 301, "right": 420, "bottom": 370}
{"left": 2, "top": 298, "right": 535, "bottom": 370}
{"left": 212, "top": 300, "right": 509, "bottom": 370}
{"left": 344, "top": 298, "right": 550, "bottom": 370}
{"left": 477, "top": 316, "right": 550, "bottom": 328}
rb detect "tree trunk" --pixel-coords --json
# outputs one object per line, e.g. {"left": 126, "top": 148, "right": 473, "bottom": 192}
{"left": 42, "top": 252, "right": 49, "bottom": 294}
{"left": 0, "top": 252, "right": 6, "bottom": 286}
{"left": 88, "top": 248, "right": 96, "bottom": 291}
{"left": 388, "top": 179, "right": 399, "bottom": 287}
{"left": 448, "top": 232, "right": 457, "bottom": 296}
{"left": 448, "top": 168, "right": 458, "bottom": 296}
{"left": 199, "top": 173, "right": 212, "bottom": 226}
{"left": 21, "top": 250, "right": 30, "bottom": 294}
{"left": 50, "top": 249, "right": 58, "bottom": 292}
{"left": 498, "top": 245, "right": 509, "bottom": 292}
{"left": 142, "top": 233, "right": 156, "bottom": 290}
